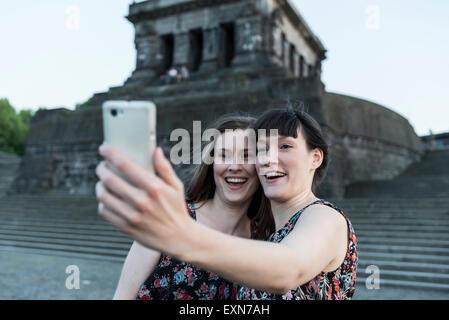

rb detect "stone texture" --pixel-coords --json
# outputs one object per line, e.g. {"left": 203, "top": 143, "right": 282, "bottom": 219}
{"left": 9, "top": 0, "right": 423, "bottom": 198}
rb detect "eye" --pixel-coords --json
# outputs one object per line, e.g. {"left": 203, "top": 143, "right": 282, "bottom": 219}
{"left": 216, "top": 150, "right": 227, "bottom": 160}
{"left": 280, "top": 144, "right": 292, "bottom": 150}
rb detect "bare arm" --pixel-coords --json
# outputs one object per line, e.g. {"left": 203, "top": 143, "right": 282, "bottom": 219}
{"left": 113, "top": 241, "right": 161, "bottom": 300}
{"left": 179, "top": 205, "right": 347, "bottom": 294}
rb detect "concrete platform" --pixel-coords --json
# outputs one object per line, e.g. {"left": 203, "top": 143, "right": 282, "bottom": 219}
{"left": 1, "top": 248, "right": 449, "bottom": 300}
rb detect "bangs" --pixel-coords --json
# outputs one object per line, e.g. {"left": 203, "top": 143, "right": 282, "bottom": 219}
{"left": 252, "top": 109, "right": 301, "bottom": 138}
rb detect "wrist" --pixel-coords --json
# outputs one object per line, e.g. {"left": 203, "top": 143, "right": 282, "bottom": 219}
{"left": 167, "top": 213, "right": 202, "bottom": 262}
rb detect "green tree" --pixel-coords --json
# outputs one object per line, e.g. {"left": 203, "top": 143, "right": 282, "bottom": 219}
{"left": 75, "top": 97, "right": 94, "bottom": 110}
{"left": 0, "top": 99, "right": 34, "bottom": 156}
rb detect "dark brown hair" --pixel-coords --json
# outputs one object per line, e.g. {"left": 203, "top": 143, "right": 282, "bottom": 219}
{"left": 252, "top": 108, "right": 329, "bottom": 193}
{"left": 186, "top": 115, "right": 275, "bottom": 240}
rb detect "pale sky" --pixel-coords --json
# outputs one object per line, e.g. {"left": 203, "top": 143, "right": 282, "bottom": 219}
{"left": 1, "top": 0, "right": 448, "bottom": 136}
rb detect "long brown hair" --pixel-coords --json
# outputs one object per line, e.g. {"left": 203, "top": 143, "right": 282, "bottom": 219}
{"left": 186, "top": 115, "right": 275, "bottom": 240}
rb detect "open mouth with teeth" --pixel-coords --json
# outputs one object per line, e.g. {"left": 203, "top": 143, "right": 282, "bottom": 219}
{"left": 225, "top": 177, "right": 248, "bottom": 184}
{"left": 264, "top": 172, "right": 287, "bottom": 181}
{"left": 224, "top": 177, "right": 248, "bottom": 189}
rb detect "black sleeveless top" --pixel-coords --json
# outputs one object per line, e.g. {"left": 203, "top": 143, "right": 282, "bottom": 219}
{"left": 135, "top": 203, "right": 239, "bottom": 300}
{"left": 237, "top": 199, "right": 358, "bottom": 300}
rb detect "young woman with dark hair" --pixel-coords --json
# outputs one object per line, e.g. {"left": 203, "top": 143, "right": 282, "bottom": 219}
{"left": 96, "top": 108, "right": 358, "bottom": 300}
{"left": 108, "top": 115, "right": 273, "bottom": 300}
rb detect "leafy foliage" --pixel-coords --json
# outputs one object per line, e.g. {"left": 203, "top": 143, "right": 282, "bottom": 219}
{"left": 0, "top": 99, "right": 34, "bottom": 156}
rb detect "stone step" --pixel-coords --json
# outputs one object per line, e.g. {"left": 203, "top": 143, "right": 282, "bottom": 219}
{"left": 359, "top": 237, "right": 449, "bottom": 248}
{"left": 354, "top": 224, "right": 449, "bottom": 233}
{"left": 334, "top": 203, "right": 449, "bottom": 210}
{"left": 351, "top": 218, "right": 449, "bottom": 226}
{"left": 358, "top": 259, "right": 449, "bottom": 274}
{"left": 0, "top": 196, "right": 97, "bottom": 203}
{"left": 333, "top": 197, "right": 449, "bottom": 204}
{"left": 359, "top": 252, "right": 449, "bottom": 264}
{"left": 0, "top": 239, "right": 129, "bottom": 258}
{"left": 346, "top": 184, "right": 449, "bottom": 198}
{"left": 0, "top": 233, "right": 132, "bottom": 251}
{"left": 0, "top": 212, "right": 105, "bottom": 222}
{"left": 356, "top": 230, "right": 449, "bottom": 240}
{"left": 0, "top": 229, "right": 131, "bottom": 244}
{"left": 0, "top": 224, "right": 126, "bottom": 238}
{"left": 0, "top": 203, "right": 97, "bottom": 210}
{"left": 358, "top": 244, "right": 449, "bottom": 256}
{"left": 0, "top": 208, "right": 98, "bottom": 216}
{"left": 0, "top": 219, "right": 119, "bottom": 232}
{"left": 0, "top": 245, "right": 126, "bottom": 263}
{"left": 371, "top": 269, "right": 449, "bottom": 285}
{"left": 356, "top": 276, "right": 449, "bottom": 292}
{"left": 0, "top": 216, "right": 108, "bottom": 226}
{"left": 337, "top": 207, "right": 449, "bottom": 214}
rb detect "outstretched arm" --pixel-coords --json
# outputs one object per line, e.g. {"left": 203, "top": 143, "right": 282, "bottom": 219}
{"left": 96, "top": 145, "right": 346, "bottom": 294}
{"left": 113, "top": 241, "right": 161, "bottom": 300}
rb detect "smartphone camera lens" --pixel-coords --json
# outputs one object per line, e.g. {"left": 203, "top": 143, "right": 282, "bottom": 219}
{"left": 111, "top": 109, "right": 118, "bottom": 117}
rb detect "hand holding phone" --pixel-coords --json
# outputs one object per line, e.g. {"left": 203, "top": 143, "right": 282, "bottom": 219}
{"left": 102, "top": 100, "right": 156, "bottom": 185}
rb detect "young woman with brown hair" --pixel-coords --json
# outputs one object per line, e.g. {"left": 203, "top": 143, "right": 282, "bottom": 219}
{"left": 108, "top": 115, "right": 274, "bottom": 299}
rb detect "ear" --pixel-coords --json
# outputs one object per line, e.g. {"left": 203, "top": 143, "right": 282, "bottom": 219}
{"left": 310, "top": 148, "right": 323, "bottom": 170}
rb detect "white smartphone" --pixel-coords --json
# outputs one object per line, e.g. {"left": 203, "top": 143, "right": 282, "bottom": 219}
{"left": 102, "top": 100, "right": 157, "bottom": 184}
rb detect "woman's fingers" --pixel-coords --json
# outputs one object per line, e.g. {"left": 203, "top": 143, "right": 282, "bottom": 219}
{"left": 96, "top": 161, "right": 153, "bottom": 213}
{"left": 154, "top": 147, "right": 184, "bottom": 192}
{"left": 99, "top": 144, "right": 165, "bottom": 195}
{"left": 95, "top": 181, "right": 143, "bottom": 227}
{"left": 98, "top": 202, "right": 130, "bottom": 232}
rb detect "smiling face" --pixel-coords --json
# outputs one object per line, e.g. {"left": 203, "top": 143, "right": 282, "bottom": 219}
{"left": 212, "top": 129, "right": 260, "bottom": 206}
{"left": 256, "top": 128, "right": 322, "bottom": 203}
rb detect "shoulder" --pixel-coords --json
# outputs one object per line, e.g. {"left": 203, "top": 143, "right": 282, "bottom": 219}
{"left": 296, "top": 202, "right": 347, "bottom": 233}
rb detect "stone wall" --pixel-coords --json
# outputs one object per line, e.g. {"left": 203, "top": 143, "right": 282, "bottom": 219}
{"left": 320, "top": 93, "right": 423, "bottom": 197}
{"left": 11, "top": 69, "right": 326, "bottom": 195}
{"left": 10, "top": 69, "right": 423, "bottom": 199}
{"left": 11, "top": 108, "right": 103, "bottom": 195}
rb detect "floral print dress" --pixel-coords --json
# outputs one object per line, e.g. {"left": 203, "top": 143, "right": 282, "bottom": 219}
{"left": 237, "top": 199, "right": 358, "bottom": 300}
{"left": 136, "top": 203, "right": 239, "bottom": 300}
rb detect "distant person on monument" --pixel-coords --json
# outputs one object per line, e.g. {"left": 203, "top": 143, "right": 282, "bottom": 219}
{"left": 165, "top": 66, "right": 178, "bottom": 84}
{"left": 180, "top": 65, "right": 190, "bottom": 81}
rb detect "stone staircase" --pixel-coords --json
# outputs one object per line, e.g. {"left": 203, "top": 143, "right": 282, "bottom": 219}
{"left": 0, "top": 152, "right": 21, "bottom": 197}
{"left": 346, "top": 149, "right": 449, "bottom": 198}
{"left": 0, "top": 195, "right": 132, "bottom": 262}
{"left": 335, "top": 149, "right": 449, "bottom": 293}
{"left": 1, "top": 149, "right": 448, "bottom": 296}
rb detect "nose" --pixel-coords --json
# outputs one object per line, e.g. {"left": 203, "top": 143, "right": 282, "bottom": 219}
{"left": 227, "top": 156, "right": 243, "bottom": 171}
{"left": 257, "top": 152, "right": 271, "bottom": 167}
{"left": 257, "top": 148, "right": 278, "bottom": 166}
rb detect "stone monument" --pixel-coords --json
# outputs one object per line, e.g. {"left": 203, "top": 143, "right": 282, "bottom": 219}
{"left": 10, "top": 0, "right": 423, "bottom": 198}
